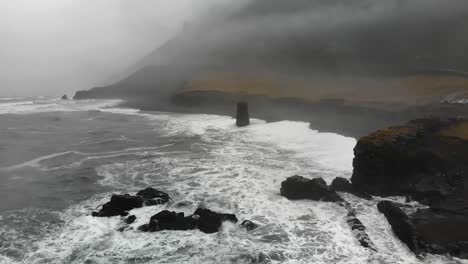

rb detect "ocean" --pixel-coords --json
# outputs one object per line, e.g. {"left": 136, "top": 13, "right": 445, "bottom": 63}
{"left": 0, "top": 97, "right": 462, "bottom": 264}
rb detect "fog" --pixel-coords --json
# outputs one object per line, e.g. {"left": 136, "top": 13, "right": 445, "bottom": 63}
{"left": 2, "top": 0, "right": 468, "bottom": 97}
{"left": 1, "top": 0, "right": 241, "bottom": 97}
{"left": 147, "top": 0, "right": 468, "bottom": 77}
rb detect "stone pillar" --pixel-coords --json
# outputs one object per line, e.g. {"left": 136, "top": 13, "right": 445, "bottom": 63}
{"left": 236, "top": 102, "right": 250, "bottom": 127}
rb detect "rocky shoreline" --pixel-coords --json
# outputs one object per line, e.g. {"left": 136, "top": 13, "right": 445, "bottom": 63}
{"left": 74, "top": 87, "right": 468, "bottom": 139}
{"left": 77, "top": 89, "right": 468, "bottom": 259}
{"left": 351, "top": 118, "right": 468, "bottom": 259}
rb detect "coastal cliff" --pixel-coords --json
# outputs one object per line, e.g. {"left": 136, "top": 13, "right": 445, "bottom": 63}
{"left": 351, "top": 118, "right": 468, "bottom": 203}
{"left": 351, "top": 118, "right": 468, "bottom": 258}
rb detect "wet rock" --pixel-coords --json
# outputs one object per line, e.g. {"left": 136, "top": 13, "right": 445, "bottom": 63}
{"left": 241, "top": 220, "right": 259, "bottom": 231}
{"left": 351, "top": 118, "right": 468, "bottom": 204}
{"left": 124, "top": 215, "right": 137, "bottom": 224}
{"left": 92, "top": 187, "right": 170, "bottom": 217}
{"left": 136, "top": 187, "right": 170, "bottom": 204}
{"left": 377, "top": 201, "right": 421, "bottom": 253}
{"left": 346, "top": 207, "right": 376, "bottom": 251}
{"left": 331, "top": 177, "right": 372, "bottom": 199}
{"left": 92, "top": 194, "right": 144, "bottom": 217}
{"left": 194, "top": 208, "right": 238, "bottom": 233}
{"left": 331, "top": 177, "right": 353, "bottom": 192}
{"left": 236, "top": 102, "right": 250, "bottom": 127}
{"left": 146, "top": 210, "right": 196, "bottom": 232}
{"left": 137, "top": 224, "right": 150, "bottom": 232}
{"left": 61, "top": 94, "right": 68, "bottom": 100}
{"left": 281, "top": 175, "right": 375, "bottom": 251}
{"left": 138, "top": 208, "right": 238, "bottom": 234}
{"left": 354, "top": 118, "right": 468, "bottom": 259}
{"left": 280, "top": 176, "right": 343, "bottom": 202}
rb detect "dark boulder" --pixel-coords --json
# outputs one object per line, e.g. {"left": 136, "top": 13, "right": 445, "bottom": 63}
{"left": 194, "top": 208, "right": 238, "bottom": 234}
{"left": 124, "top": 215, "right": 137, "bottom": 224}
{"left": 331, "top": 177, "right": 353, "bottom": 193}
{"left": 281, "top": 175, "right": 375, "bottom": 251}
{"left": 280, "top": 176, "right": 343, "bottom": 202}
{"left": 146, "top": 210, "right": 197, "bottom": 232}
{"left": 236, "top": 102, "right": 250, "bottom": 127}
{"left": 92, "top": 194, "right": 144, "bottom": 217}
{"left": 331, "top": 177, "right": 372, "bottom": 199}
{"left": 346, "top": 208, "right": 376, "bottom": 251}
{"left": 136, "top": 187, "right": 170, "bottom": 204}
{"left": 241, "top": 220, "right": 259, "bottom": 231}
{"left": 138, "top": 208, "right": 238, "bottom": 234}
{"left": 92, "top": 187, "right": 170, "bottom": 217}
{"left": 61, "top": 94, "right": 68, "bottom": 100}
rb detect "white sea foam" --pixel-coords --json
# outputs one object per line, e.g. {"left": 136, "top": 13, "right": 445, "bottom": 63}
{"left": 11, "top": 113, "right": 456, "bottom": 263}
{"left": 0, "top": 144, "right": 176, "bottom": 172}
{"left": 1, "top": 108, "right": 460, "bottom": 263}
{"left": 0, "top": 99, "right": 123, "bottom": 115}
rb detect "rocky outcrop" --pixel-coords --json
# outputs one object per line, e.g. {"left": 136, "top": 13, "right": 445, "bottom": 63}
{"left": 61, "top": 94, "right": 68, "bottom": 100}
{"left": 241, "top": 220, "right": 259, "bottom": 231}
{"left": 351, "top": 118, "right": 468, "bottom": 204}
{"left": 378, "top": 200, "right": 468, "bottom": 258}
{"left": 194, "top": 208, "right": 238, "bottom": 233}
{"left": 346, "top": 206, "right": 376, "bottom": 251}
{"left": 281, "top": 176, "right": 376, "bottom": 250}
{"left": 377, "top": 201, "right": 420, "bottom": 253}
{"left": 136, "top": 187, "right": 170, "bottom": 204}
{"left": 280, "top": 176, "right": 343, "bottom": 202}
{"left": 353, "top": 118, "right": 468, "bottom": 259}
{"left": 124, "top": 215, "right": 137, "bottom": 224}
{"left": 236, "top": 102, "right": 250, "bottom": 127}
{"left": 138, "top": 208, "right": 238, "bottom": 234}
{"left": 92, "top": 188, "right": 170, "bottom": 217}
{"left": 331, "top": 177, "right": 371, "bottom": 199}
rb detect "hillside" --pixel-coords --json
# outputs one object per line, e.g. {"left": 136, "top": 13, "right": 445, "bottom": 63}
{"left": 74, "top": 0, "right": 468, "bottom": 136}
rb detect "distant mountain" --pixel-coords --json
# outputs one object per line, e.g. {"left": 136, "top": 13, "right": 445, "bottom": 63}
{"left": 75, "top": 0, "right": 468, "bottom": 109}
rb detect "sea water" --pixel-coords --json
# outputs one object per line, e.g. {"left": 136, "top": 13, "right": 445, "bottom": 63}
{"left": 0, "top": 98, "right": 464, "bottom": 264}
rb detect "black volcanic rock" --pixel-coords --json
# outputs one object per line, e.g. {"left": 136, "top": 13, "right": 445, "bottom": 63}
{"left": 136, "top": 187, "right": 170, "bottom": 204}
{"left": 281, "top": 175, "right": 375, "bottom": 251}
{"left": 146, "top": 210, "right": 197, "bottom": 232}
{"left": 351, "top": 118, "right": 468, "bottom": 204}
{"left": 280, "top": 176, "right": 343, "bottom": 202}
{"left": 138, "top": 208, "right": 238, "bottom": 234}
{"left": 378, "top": 200, "right": 468, "bottom": 258}
{"left": 377, "top": 201, "right": 420, "bottom": 253}
{"left": 236, "top": 102, "right": 250, "bottom": 127}
{"left": 194, "top": 208, "right": 238, "bottom": 234}
{"left": 354, "top": 119, "right": 468, "bottom": 259}
{"left": 331, "top": 177, "right": 353, "bottom": 193}
{"left": 241, "top": 220, "right": 259, "bottom": 231}
{"left": 346, "top": 207, "right": 376, "bottom": 251}
{"left": 124, "top": 215, "right": 137, "bottom": 224}
{"left": 92, "top": 194, "right": 144, "bottom": 217}
{"left": 331, "top": 177, "right": 372, "bottom": 199}
{"left": 92, "top": 188, "right": 170, "bottom": 217}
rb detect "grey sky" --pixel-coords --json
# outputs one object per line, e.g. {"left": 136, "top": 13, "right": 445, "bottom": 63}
{"left": 2, "top": 0, "right": 468, "bottom": 97}
{"left": 1, "top": 0, "right": 238, "bottom": 97}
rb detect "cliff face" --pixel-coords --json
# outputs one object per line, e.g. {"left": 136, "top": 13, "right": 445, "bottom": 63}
{"left": 352, "top": 118, "right": 468, "bottom": 258}
{"left": 351, "top": 118, "right": 468, "bottom": 203}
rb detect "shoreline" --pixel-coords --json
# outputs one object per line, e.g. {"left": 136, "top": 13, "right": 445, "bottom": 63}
{"left": 115, "top": 91, "right": 468, "bottom": 138}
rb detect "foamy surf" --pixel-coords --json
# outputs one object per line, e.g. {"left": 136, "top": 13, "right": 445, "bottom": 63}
{"left": 0, "top": 102, "right": 462, "bottom": 263}
{"left": 0, "top": 98, "right": 123, "bottom": 115}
